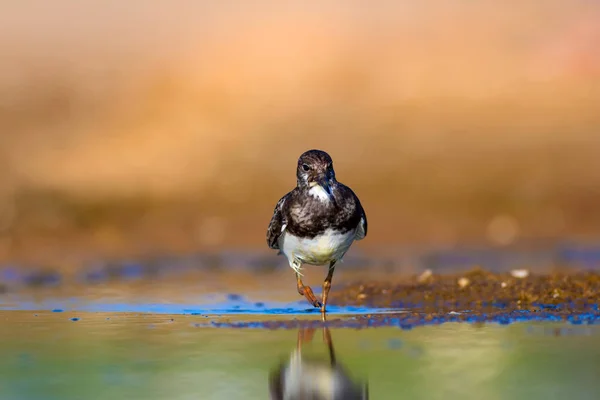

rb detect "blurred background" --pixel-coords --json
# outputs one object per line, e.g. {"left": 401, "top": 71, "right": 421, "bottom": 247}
{"left": 1, "top": 0, "right": 600, "bottom": 268}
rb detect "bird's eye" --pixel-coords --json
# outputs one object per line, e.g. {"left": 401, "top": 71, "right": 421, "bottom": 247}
{"left": 302, "top": 164, "right": 310, "bottom": 172}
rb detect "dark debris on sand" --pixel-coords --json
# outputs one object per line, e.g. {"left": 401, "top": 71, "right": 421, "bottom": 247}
{"left": 330, "top": 268, "right": 600, "bottom": 313}
{"left": 206, "top": 309, "right": 600, "bottom": 330}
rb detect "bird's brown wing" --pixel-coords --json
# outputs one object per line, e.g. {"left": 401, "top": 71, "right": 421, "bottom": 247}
{"left": 266, "top": 193, "right": 290, "bottom": 249}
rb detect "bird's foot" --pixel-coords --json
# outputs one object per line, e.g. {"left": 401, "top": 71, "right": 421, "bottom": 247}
{"left": 300, "top": 286, "right": 322, "bottom": 308}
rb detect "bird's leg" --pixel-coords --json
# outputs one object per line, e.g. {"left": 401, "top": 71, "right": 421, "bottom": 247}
{"left": 296, "top": 272, "right": 322, "bottom": 308}
{"left": 320, "top": 261, "right": 336, "bottom": 313}
{"left": 297, "top": 327, "right": 316, "bottom": 352}
{"left": 323, "top": 327, "right": 337, "bottom": 366}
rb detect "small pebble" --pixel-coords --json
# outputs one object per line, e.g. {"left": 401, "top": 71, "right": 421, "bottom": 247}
{"left": 417, "top": 269, "right": 433, "bottom": 284}
{"left": 510, "top": 269, "right": 530, "bottom": 279}
{"left": 458, "top": 277, "right": 470, "bottom": 288}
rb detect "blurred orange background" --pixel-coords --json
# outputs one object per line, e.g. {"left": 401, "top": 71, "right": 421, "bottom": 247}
{"left": 1, "top": 1, "right": 600, "bottom": 265}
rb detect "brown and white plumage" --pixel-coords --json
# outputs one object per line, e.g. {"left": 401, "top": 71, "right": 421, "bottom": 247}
{"left": 266, "top": 149, "right": 367, "bottom": 311}
{"left": 269, "top": 327, "right": 369, "bottom": 399}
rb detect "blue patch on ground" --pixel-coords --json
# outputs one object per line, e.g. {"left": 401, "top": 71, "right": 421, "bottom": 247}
{"left": 1, "top": 296, "right": 598, "bottom": 329}
{"left": 0, "top": 267, "right": 21, "bottom": 283}
{"left": 23, "top": 271, "right": 62, "bottom": 287}
{"left": 227, "top": 293, "right": 244, "bottom": 302}
{"left": 0, "top": 298, "right": 403, "bottom": 316}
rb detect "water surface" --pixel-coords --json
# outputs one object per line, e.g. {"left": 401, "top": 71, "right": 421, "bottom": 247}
{"left": 1, "top": 310, "right": 599, "bottom": 400}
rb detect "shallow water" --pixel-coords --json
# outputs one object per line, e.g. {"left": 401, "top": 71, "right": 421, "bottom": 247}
{"left": 1, "top": 309, "right": 599, "bottom": 400}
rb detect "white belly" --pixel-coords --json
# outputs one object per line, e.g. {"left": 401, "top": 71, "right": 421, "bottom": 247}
{"left": 279, "top": 228, "right": 356, "bottom": 267}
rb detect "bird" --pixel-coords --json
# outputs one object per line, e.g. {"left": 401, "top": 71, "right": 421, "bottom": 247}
{"left": 266, "top": 149, "right": 368, "bottom": 313}
{"left": 269, "top": 326, "right": 369, "bottom": 400}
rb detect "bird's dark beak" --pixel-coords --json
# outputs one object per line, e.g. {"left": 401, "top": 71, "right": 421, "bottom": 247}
{"left": 318, "top": 177, "right": 334, "bottom": 200}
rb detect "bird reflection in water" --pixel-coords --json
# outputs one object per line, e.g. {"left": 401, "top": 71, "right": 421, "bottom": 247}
{"left": 269, "top": 326, "right": 369, "bottom": 399}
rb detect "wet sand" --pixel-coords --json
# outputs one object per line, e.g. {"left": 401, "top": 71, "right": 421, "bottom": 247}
{"left": 330, "top": 269, "right": 600, "bottom": 313}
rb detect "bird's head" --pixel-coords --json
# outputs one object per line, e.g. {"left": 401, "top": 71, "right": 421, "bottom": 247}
{"left": 296, "top": 149, "right": 337, "bottom": 201}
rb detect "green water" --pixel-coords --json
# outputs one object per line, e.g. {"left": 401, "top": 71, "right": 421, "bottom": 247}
{"left": 1, "top": 311, "right": 599, "bottom": 400}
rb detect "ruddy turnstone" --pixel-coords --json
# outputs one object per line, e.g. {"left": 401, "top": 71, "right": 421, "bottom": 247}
{"left": 266, "top": 149, "right": 368, "bottom": 313}
{"left": 269, "top": 327, "right": 369, "bottom": 399}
